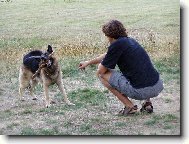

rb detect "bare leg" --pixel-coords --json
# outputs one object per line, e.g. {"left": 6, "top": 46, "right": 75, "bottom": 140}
{"left": 145, "top": 98, "right": 151, "bottom": 102}
{"left": 97, "top": 71, "right": 134, "bottom": 108}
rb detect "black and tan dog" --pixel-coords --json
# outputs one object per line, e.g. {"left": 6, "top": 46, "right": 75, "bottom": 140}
{"left": 18, "top": 45, "right": 74, "bottom": 107}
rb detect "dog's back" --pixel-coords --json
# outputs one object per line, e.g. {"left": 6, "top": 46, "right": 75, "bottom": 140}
{"left": 23, "top": 50, "right": 42, "bottom": 73}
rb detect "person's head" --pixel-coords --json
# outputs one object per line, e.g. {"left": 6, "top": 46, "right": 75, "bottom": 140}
{"left": 102, "top": 20, "right": 128, "bottom": 42}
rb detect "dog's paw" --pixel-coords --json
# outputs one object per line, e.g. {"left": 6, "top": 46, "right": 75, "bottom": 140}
{"left": 46, "top": 105, "right": 49, "bottom": 108}
{"left": 46, "top": 103, "right": 51, "bottom": 108}
{"left": 50, "top": 100, "right": 56, "bottom": 104}
{"left": 20, "top": 98, "right": 25, "bottom": 101}
{"left": 32, "top": 97, "right": 37, "bottom": 100}
{"left": 66, "top": 101, "right": 75, "bottom": 106}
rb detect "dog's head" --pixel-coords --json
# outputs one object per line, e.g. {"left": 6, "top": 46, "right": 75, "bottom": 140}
{"left": 40, "top": 45, "right": 54, "bottom": 67}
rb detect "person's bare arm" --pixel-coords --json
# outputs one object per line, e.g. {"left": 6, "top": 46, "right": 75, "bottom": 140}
{"left": 78, "top": 53, "right": 106, "bottom": 70}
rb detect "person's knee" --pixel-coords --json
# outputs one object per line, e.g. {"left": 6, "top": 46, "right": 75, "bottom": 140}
{"left": 100, "top": 76, "right": 113, "bottom": 90}
{"left": 96, "top": 69, "right": 100, "bottom": 78}
{"left": 96, "top": 70, "right": 105, "bottom": 80}
{"left": 96, "top": 72, "right": 107, "bottom": 83}
{"left": 96, "top": 69, "right": 113, "bottom": 89}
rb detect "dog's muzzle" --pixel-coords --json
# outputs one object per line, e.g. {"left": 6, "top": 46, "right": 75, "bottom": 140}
{"left": 46, "top": 60, "right": 52, "bottom": 67}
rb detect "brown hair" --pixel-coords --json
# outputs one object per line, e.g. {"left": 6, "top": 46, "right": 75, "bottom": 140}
{"left": 102, "top": 20, "right": 128, "bottom": 39}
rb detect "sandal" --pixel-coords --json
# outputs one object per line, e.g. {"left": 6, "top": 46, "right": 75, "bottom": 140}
{"left": 140, "top": 101, "right": 153, "bottom": 113}
{"left": 118, "top": 105, "right": 138, "bottom": 116}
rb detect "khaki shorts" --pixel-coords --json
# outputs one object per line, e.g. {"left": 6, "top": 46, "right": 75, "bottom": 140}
{"left": 109, "top": 70, "right": 164, "bottom": 100}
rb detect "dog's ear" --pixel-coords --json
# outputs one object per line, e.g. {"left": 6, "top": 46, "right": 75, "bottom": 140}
{"left": 47, "top": 45, "right": 53, "bottom": 54}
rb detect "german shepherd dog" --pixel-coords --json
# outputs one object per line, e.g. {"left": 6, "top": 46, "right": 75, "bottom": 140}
{"left": 18, "top": 45, "right": 75, "bottom": 107}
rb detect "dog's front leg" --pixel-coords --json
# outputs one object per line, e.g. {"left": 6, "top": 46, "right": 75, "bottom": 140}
{"left": 19, "top": 86, "right": 25, "bottom": 101}
{"left": 43, "top": 83, "right": 51, "bottom": 108}
{"left": 18, "top": 73, "right": 27, "bottom": 101}
{"left": 56, "top": 80, "right": 75, "bottom": 106}
{"left": 30, "top": 79, "right": 38, "bottom": 100}
{"left": 41, "top": 70, "right": 51, "bottom": 108}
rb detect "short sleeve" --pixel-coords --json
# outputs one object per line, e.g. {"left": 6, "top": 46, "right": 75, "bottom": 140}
{"left": 101, "top": 41, "right": 124, "bottom": 69}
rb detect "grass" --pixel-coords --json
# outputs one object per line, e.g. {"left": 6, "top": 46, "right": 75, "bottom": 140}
{"left": 60, "top": 57, "right": 83, "bottom": 78}
{"left": 144, "top": 114, "right": 179, "bottom": 132}
{"left": 20, "top": 127, "right": 62, "bottom": 135}
{"left": 38, "top": 127, "right": 60, "bottom": 135}
{"left": 68, "top": 88, "right": 108, "bottom": 107}
{"left": 0, "top": 0, "right": 180, "bottom": 135}
{"left": 154, "top": 53, "right": 180, "bottom": 82}
{"left": 164, "top": 98, "right": 173, "bottom": 103}
{"left": 21, "top": 109, "right": 33, "bottom": 115}
{"left": 6, "top": 123, "right": 19, "bottom": 130}
{"left": 20, "top": 127, "right": 37, "bottom": 135}
{"left": 0, "top": 109, "right": 13, "bottom": 120}
{"left": 115, "top": 122, "right": 127, "bottom": 127}
{"left": 79, "top": 123, "right": 92, "bottom": 133}
{"left": 38, "top": 105, "right": 65, "bottom": 115}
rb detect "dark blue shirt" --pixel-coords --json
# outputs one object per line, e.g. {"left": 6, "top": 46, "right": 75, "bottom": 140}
{"left": 101, "top": 37, "right": 159, "bottom": 89}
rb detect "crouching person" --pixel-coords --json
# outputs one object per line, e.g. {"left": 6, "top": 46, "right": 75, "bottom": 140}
{"left": 79, "top": 20, "right": 163, "bottom": 115}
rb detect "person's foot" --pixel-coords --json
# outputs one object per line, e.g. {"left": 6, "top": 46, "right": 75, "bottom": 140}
{"left": 118, "top": 105, "right": 138, "bottom": 116}
{"left": 140, "top": 101, "right": 153, "bottom": 113}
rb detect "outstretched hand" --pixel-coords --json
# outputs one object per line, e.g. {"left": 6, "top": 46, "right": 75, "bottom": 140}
{"left": 78, "top": 61, "right": 89, "bottom": 70}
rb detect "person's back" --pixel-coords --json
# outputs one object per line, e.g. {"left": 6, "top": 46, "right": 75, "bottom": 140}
{"left": 107, "top": 37, "right": 159, "bottom": 88}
